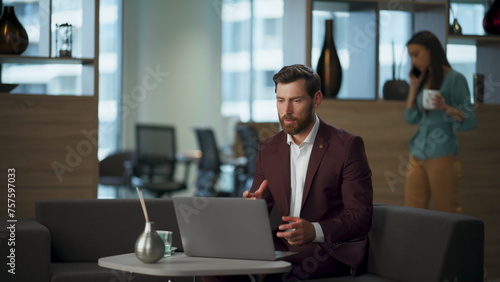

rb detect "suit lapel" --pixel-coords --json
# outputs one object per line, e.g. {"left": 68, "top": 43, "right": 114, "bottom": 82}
{"left": 302, "top": 121, "right": 330, "bottom": 208}
{"left": 270, "top": 133, "right": 292, "bottom": 216}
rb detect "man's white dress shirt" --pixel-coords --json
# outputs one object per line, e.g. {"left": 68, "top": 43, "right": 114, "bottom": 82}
{"left": 286, "top": 115, "right": 324, "bottom": 242}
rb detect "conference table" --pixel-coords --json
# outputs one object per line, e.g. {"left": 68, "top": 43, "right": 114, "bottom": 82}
{"left": 99, "top": 252, "right": 291, "bottom": 279}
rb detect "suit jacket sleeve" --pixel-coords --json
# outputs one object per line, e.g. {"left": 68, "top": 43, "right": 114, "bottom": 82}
{"left": 318, "top": 135, "right": 373, "bottom": 243}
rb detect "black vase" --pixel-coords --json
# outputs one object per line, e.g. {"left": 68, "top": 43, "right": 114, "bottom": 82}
{"left": 316, "top": 19, "right": 342, "bottom": 98}
{"left": 0, "top": 6, "right": 29, "bottom": 54}
{"left": 449, "top": 18, "right": 462, "bottom": 35}
{"left": 483, "top": 0, "right": 500, "bottom": 34}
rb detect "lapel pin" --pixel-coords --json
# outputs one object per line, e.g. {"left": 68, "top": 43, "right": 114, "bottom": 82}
{"left": 319, "top": 144, "right": 324, "bottom": 149}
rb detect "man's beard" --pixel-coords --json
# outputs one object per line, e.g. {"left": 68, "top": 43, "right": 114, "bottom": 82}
{"left": 279, "top": 106, "right": 314, "bottom": 136}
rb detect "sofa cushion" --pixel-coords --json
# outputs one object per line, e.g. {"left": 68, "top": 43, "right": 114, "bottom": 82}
{"left": 36, "top": 199, "right": 182, "bottom": 262}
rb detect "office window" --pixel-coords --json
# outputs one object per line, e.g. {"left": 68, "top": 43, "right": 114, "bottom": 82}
{"left": 448, "top": 44, "right": 477, "bottom": 102}
{"left": 221, "top": 0, "right": 283, "bottom": 122}
{"left": 98, "top": 0, "right": 122, "bottom": 159}
{"left": 447, "top": 2, "right": 485, "bottom": 102}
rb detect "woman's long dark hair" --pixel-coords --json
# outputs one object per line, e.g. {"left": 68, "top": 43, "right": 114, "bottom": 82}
{"left": 407, "top": 31, "right": 451, "bottom": 90}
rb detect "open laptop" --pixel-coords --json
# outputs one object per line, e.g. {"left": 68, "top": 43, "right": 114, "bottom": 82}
{"left": 172, "top": 197, "right": 296, "bottom": 261}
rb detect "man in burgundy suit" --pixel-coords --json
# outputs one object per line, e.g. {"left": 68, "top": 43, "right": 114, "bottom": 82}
{"left": 243, "top": 64, "right": 373, "bottom": 281}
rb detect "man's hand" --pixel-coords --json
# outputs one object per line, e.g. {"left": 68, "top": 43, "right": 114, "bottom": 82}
{"left": 276, "top": 216, "right": 316, "bottom": 246}
{"left": 242, "top": 180, "right": 268, "bottom": 199}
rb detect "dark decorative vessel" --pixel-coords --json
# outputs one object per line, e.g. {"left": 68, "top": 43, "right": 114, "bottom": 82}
{"left": 316, "top": 19, "right": 342, "bottom": 98}
{"left": 134, "top": 221, "right": 164, "bottom": 263}
{"left": 383, "top": 41, "right": 409, "bottom": 100}
{"left": 449, "top": 18, "right": 462, "bottom": 35}
{"left": 449, "top": 5, "right": 462, "bottom": 35}
{"left": 483, "top": 0, "right": 500, "bottom": 34}
{"left": 0, "top": 6, "right": 29, "bottom": 54}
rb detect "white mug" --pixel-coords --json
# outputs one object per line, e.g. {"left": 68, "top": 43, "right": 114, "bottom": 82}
{"left": 423, "top": 89, "right": 441, "bottom": 110}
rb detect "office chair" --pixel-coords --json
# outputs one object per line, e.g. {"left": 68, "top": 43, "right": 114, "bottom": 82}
{"left": 234, "top": 124, "right": 260, "bottom": 196}
{"left": 99, "top": 151, "right": 134, "bottom": 198}
{"left": 193, "top": 128, "right": 222, "bottom": 197}
{"left": 132, "top": 124, "right": 189, "bottom": 197}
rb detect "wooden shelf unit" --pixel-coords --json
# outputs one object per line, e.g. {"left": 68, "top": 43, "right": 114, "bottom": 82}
{"left": 0, "top": 0, "right": 100, "bottom": 218}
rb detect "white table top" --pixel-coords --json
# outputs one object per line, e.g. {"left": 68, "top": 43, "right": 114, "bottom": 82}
{"left": 98, "top": 253, "right": 291, "bottom": 277}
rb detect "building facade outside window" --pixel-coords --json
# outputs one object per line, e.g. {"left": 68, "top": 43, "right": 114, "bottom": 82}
{"left": 221, "top": 0, "right": 283, "bottom": 123}
{"left": 98, "top": 0, "right": 122, "bottom": 160}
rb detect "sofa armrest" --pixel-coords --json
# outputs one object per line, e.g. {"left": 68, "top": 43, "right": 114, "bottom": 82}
{"left": 367, "top": 204, "right": 483, "bottom": 282}
{"left": 0, "top": 219, "right": 51, "bottom": 282}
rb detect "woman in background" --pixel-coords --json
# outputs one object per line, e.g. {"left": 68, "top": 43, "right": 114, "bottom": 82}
{"left": 404, "top": 31, "right": 476, "bottom": 213}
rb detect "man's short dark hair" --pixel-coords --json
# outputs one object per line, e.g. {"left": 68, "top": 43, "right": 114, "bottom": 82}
{"left": 273, "top": 64, "right": 321, "bottom": 98}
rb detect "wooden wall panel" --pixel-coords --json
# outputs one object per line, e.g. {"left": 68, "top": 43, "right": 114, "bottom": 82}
{"left": 316, "top": 100, "right": 500, "bottom": 207}
{"left": 317, "top": 100, "right": 414, "bottom": 204}
{"left": 0, "top": 94, "right": 98, "bottom": 218}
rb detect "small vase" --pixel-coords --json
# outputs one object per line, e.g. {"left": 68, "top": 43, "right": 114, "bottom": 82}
{"left": 316, "top": 19, "right": 342, "bottom": 98}
{"left": 134, "top": 221, "right": 165, "bottom": 263}
{"left": 449, "top": 18, "right": 462, "bottom": 35}
{"left": 0, "top": 6, "right": 29, "bottom": 54}
{"left": 483, "top": 0, "right": 500, "bottom": 34}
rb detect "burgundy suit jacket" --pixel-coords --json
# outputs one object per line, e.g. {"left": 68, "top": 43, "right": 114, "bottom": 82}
{"left": 251, "top": 118, "right": 373, "bottom": 275}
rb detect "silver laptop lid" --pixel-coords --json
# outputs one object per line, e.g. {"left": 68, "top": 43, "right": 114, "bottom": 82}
{"left": 173, "top": 197, "right": 277, "bottom": 260}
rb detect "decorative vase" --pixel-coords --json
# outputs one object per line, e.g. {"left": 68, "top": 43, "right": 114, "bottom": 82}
{"left": 483, "top": 0, "right": 500, "bottom": 34}
{"left": 134, "top": 221, "right": 165, "bottom": 263}
{"left": 383, "top": 41, "right": 409, "bottom": 100}
{"left": 0, "top": 6, "right": 29, "bottom": 54}
{"left": 316, "top": 19, "right": 342, "bottom": 98}
{"left": 449, "top": 18, "right": 462, "bottom": 35}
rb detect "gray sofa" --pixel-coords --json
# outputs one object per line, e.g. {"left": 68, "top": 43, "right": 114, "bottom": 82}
{"left": 0, "top": 199, "right": 484, "bottom": 282}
